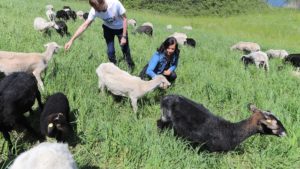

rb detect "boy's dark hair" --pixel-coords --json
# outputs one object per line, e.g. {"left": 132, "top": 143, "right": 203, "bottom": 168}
{"left": 157, "top": 37, "right": 180, "bottom": 57}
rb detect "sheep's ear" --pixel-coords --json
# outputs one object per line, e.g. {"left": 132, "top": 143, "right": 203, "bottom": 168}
{"left": 248, "top": 103, "right": 260, "bottom": 114}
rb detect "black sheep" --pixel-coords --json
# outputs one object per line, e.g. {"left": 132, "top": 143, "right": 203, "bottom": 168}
{"left": 0, "top": 72, "right": 43, "bottom": 152}
{"left": 284, "top": 54, "right": 300, "bottom": 68}
{"left": 134, "top": 25, "right": 153, "bottom": 37}
{"left": 157, "top": 95, "right": 287, "bottom": 152}
{"left": 83, "top": 12, "right": 89, "bottom": 20}
{"left": 184, "top": 38, "right": 196, "bottom": 48}
{"left": 55, "top": 20, "right": 70, "bottom": 37}
{"left": 56, "top": 10, "right": 69, "bottom": 21}
{"left": 40, "top": 92, "right": 71, "bottom": 142}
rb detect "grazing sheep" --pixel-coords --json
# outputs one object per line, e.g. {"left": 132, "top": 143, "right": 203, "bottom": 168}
{"left": 46, "top": 4, "right": 54, "bottom": 11}
{"left": 141, "top": 22, "right": 153, "bottom": 29}
{"left": 9, "top": 142, "right": 78, "bottom": 169}
{"left": 241, "top": 51, "right": 269, "bottom": 71}
{"left": 127, "top": 19, "right": 137, "bottom": 27}
{"left": 40, "top": 92, "right": 71, "bottom": 142}
{"left": 284, "top": 54, "right": 300, "bottom": 70}
{"left": 134, "top": 25, "right": 153, "bottom": 37}
{"left": 63, "top": 6, "right": 76, "bottom": 21}
{"left": 83, "top": 12, "right": 89, "bottom": 20}
{"left": 184, "top": 38, "right": 196, "bottom": 48}
{"left": 0, "top": 72, "right": 43, "bottom": 152}
{"left": 157, "top": 95, "right": 287, "bottom": 152}
{"left": 230, "top": 41, "right": 261, "bottom": 53}
{"left": 169, "top": 32, "right": 187, "bottom": 45}
{"left": 45, "top": 5, "right": 56, "bottom": 22}
{"left": 183, "top": 26, "right": 192, "bottom": 30}
{"left": 76, "top": 10, "right": 84, "bottom": 19}
{"left": 55, "top": 20, "right": 70, "bottom": 37}
{"left": 56, "top": 10, "right": 69, "bottom": 21}
{"left": 0, "top": 42, "right": 61, "bottom": 90}
{"left": 33, "top": 17, "right": 58, "bottom": 36}
{"left": 96, "top": 63, "right": 171, "bottom": 113}
{"left": 266, "top": 49, "right": 289, "bottom": 59}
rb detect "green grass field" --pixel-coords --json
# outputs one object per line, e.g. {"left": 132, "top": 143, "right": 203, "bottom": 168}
{"left": 0, "top": 0, "right": 300, "bottom": 168}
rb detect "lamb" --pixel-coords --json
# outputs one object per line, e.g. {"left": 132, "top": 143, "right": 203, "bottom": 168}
{"left": 134, "top": 25, "right": 153, "bottom": 37}
{"left": 0, "top": 42, "right": 61, "bottom": 90}
{"left": 169, "top": 32, "right": 187, "bottom": 45}
{"left": 55, "top": 20, "right": 70, "bottom": 37}
{"left": 127, "top": 18, "right": 137, "bottom": 27}
{"left": 40, "top": 92, "right": 71, "bottom": 142}
{"left": 33, "top": 17, "right": 58, "bottom": 36}
{"left": 240, "top": 51, "right": 269, "bottom": 71}
{"left": 45, "top": 5, "right": 56, "bottom": 21}
{"left": 157, "top": 95, "right": 287, "bottom": 152}
{"left": 230, "top": 41, "right": 261, "bottom": 53}
{"left": 266, "top": 49, "right": 289, "bottom": 59}
{"left": 0, "top": 72, "right": 43, "bottom": 152}
{"left": 9, "top": 142, "right": 78, "bottom": 169}
{"left": 96, "top": 62, "right": 171, "bottom": 113}
{"left": 283, "top": 54, "right": 300, "bottom": 70}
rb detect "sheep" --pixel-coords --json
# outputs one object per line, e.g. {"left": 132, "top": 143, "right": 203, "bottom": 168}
{"left": 266, "top": 49, "right": 289, "bottom": 59}
{"left": 46, "top": 4, "right": 54, "bottom": 11}
{"left": 96, "top": 62, "right": 171, "bottom": 113}
{"left": 134, "top": 25, "right": 153, "bottom": 37}
{"left": 166, "top": 24, "right": 172, "bottom": 30}
{"left": 230, "top": 41, "right": 261, "bottom": 53}
{"left": 56, "top": 10, "right": 69, "bottom": 21}
{"left": 33, "top": 17, "right": 58, "bottom": 36}
{"left": 0, "top": 72, "right": 43, "bottom": 152}
{"left": 127, "top": 19, "right": 137, "bottom": 27}
{"left": 157, "top": 95, "right": 287, "bottom": 152}
{"left": 76, "top": 10, "right": 84, "bottom": 19}
{"left": 83, "top": 12, "right": 89, "bottom": 20}
{"left": 240, "top": 51, "right": 269, "bottom": 71}
{"left": 283, "top": 54, "right": 300, "bottom": 70}
{"left": 183, "top": 26, "right": 192, "bottom": 30}
{"left": 55, "top": 20, "right": 70, "bottom": 37}
{"left": 40, "top": 92, "right": 71, "bottom": 142}
{"left": 141, "top": 22, "right": 153, "bottom": 29}
{"left": 0, "top": 42, "right": 61, "bottom": 90}
{"left": 169, "top": 32, "right": 187, "bottom": 45}
{"left": 63, "top": 6, "right": 77, "bottom": 21}
{"left": 184, "top": 38, "right": 196, "bottom": 48}
{"left": 9, "top": 142, "right": 78, "bottom": 169}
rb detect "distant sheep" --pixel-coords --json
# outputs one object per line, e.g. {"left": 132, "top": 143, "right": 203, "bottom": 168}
{"left": 231, "top": 41, "right": 261, "bottom": 53}
{"left": 9, "top": 142, "right": 78, "bottom": 169}
{"left": 184, "top": 38, "right": 196, "bottom": 48}
{"left": 96, "top": 63, "right": 170, "bottom": 113}
{"left": 33, "top": 17, "right": 58, "bottom": 36}
{"left": 241, "top": 51, "right": 269, "bottom": 71}
{"left": 40, "top": 92, "right": 71, "bottom": 142}
{"left": 134, "top": 25, "right": 153, "bottom": 37}
{"left": 0, "top": 72, "right": 43, "bottom": 152}
{"left": 183, "top": 26, "right": 192, "bottom": 30}
{"left": 0, "top": 42, "right": 61, "bottom": 90}
{"left": 141, "top": 22, "right": 153, "bottom": 29}
{"left": 266, "top": 49, "right": 288, "bottom": 59}
{"left": 283, "top": 54, "right": 300, "bottom": 70}
{"left": 157, "top": 95, "right": 287, "bottom": 152}
{"left": 127, "top": 19, "right": 137, "bottom": 27}
{"left": 166, "top": 24, "right": 172, "bottom": 30}
{"left": 169, "top": 32, "right": 187, "bottom": 45}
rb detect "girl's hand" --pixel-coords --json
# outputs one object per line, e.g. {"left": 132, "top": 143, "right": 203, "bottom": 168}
{"left": 163, "top": 70, "right": 171, "bottom": 76}
{"left": 120, "top": 37, "right": 127, "bottom": 45}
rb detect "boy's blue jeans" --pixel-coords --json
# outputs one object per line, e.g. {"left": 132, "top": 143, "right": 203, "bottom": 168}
{"left": 102, "top": 24, "right": 135, "bottom": 67}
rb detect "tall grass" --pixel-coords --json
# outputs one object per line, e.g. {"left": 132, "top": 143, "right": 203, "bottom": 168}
{"left": 0, "top": 0, "right": 300, "bottom": 168}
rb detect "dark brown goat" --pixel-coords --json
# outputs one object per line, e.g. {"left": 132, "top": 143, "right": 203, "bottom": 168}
{"left": 157, "top": 95, "right": 287, "bottom": 152}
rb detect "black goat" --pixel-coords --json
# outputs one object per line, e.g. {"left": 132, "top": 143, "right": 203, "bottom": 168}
{"left": 56, "top": 10, "right": 69, "bottom": 21}
{"left": 184, "top": 38, "right": 196, "bottom": 48}
{"left": 157, "top": 95, "right": 287, "bottom": 152}
{"left": 55, "top": 20, "right": 70, "bottom": 37}
{"left": 63, "top": 6, "right": 77, "bottom": 21}
{"left": 284, "top": 54, "right": 300, "bottom": 69}
{"left": 0, "top": 72, "right": 43, "bottom": 152}
{"left": 40, "top": 92, "right": 71, "bottom": 142}
{"left": 134, "top": 25, "right": 153, "bottom": 37}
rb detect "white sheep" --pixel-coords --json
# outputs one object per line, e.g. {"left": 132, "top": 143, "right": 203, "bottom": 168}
{"left": 183, "top": 26, "right": 192, "bottom": 30}
{"left": 0, "top": 42, "right": 61, "bottom": 90}
{"left": 166, "top": 24, "right": 172, "bottom": 30}
{"left": 45, "top": 4, "right": 54, "bottom": 11}
{"left": 127, "top": 18, "right": 137, "bottom": 27}
{"left": 76, "top": 10, "right": 84, "bottom": 20}
{"left": 266, "top": 49, "right": 289, "bottom": 59}
{"left": 46, "top": 9, "right": 56, "bottom": 21}
{"left": 241, "top": 51, "right": 269, "bottom": 71}
{"left": 96, "top": 63, "right": 171, "bottom": 113}
{"left": 9, "top": 142, "right": 77, "bottom": 169}
{"left": 230, "top": 41, "right": 261, "bottom": 53}
{"left": 169, "top": 32, "right": 188, "bottom": 45}
{"left": 33, "top": 17, "right": 58, "bottom": 33}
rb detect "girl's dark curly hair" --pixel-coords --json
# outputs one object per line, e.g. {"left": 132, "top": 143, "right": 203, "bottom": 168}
{"left": 157, "top": 37, "right": 180, "bottom": 57}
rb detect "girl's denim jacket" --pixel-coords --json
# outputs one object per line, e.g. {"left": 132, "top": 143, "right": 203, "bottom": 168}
{"left": 146, "top": 51, "right": 179, "bottom": 78}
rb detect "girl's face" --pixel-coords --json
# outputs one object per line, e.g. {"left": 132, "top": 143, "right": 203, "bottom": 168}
{"left": 166, "top": 43, "right": 176, "bottom": 56}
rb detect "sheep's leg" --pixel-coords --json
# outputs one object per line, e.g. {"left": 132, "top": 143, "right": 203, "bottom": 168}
{"left": 2, "top": 131, "right": 13, "bottom": 153}
{"left": 130, "top": 97, "right": 138, "bottom": 113}
{"left": 33, "top": 70, "right": 44, "bottom": 91}
{"left": 98, "top": 79, "right": 105, "bottom": 93}
{"left": 254, "top": 61, "right": 260, "bottom": 69}
{"left": 36, "top": 90, "right": 43, "bottom": 110}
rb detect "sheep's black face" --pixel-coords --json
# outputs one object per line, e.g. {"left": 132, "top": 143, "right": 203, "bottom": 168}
{"left": 47, "top": 113, "right": 67, "bottom": 135}
{"left": 259, "top": 111, "right": 287, "bottom": 137}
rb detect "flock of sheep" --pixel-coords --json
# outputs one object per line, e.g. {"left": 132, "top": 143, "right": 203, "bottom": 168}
{"left": 0, "top": 3, "right": 298, "bottom": 169}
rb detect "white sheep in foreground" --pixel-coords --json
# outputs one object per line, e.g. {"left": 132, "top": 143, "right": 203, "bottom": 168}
{"left": 9, "top": 142, "right": 77, "bottom": 169}
{"left": 241, "top": 51, "right": 269, "bottom": 71}
{"left": 230, "top": 41, "right": 261, "bottom": 53}
{"left": 96, "top": 63, "right": 171, "bottom": 113}
{"left": 0, "top": 42, "right": 61, "bottom": 90}
{"left": 266, "top": 49, "right": 289, "bottom": 59}
{"left": 33, "top": 17, "right": 58, "bottom": 33}
{"left": 169, "top": 32, "right": 188, "bottom": 45}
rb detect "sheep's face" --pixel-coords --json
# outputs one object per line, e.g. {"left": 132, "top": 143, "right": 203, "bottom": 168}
{"left": 47, "top": 112, "right": 68, "bottom": 135}
{"left": 158, "top": 76, "right": 171, "bottom": 89}
{"left": 44, "top": 42, "right": 61, "bottom": 53}
{"left": 248, "top": 104, "right": 287, "bottom": 137}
